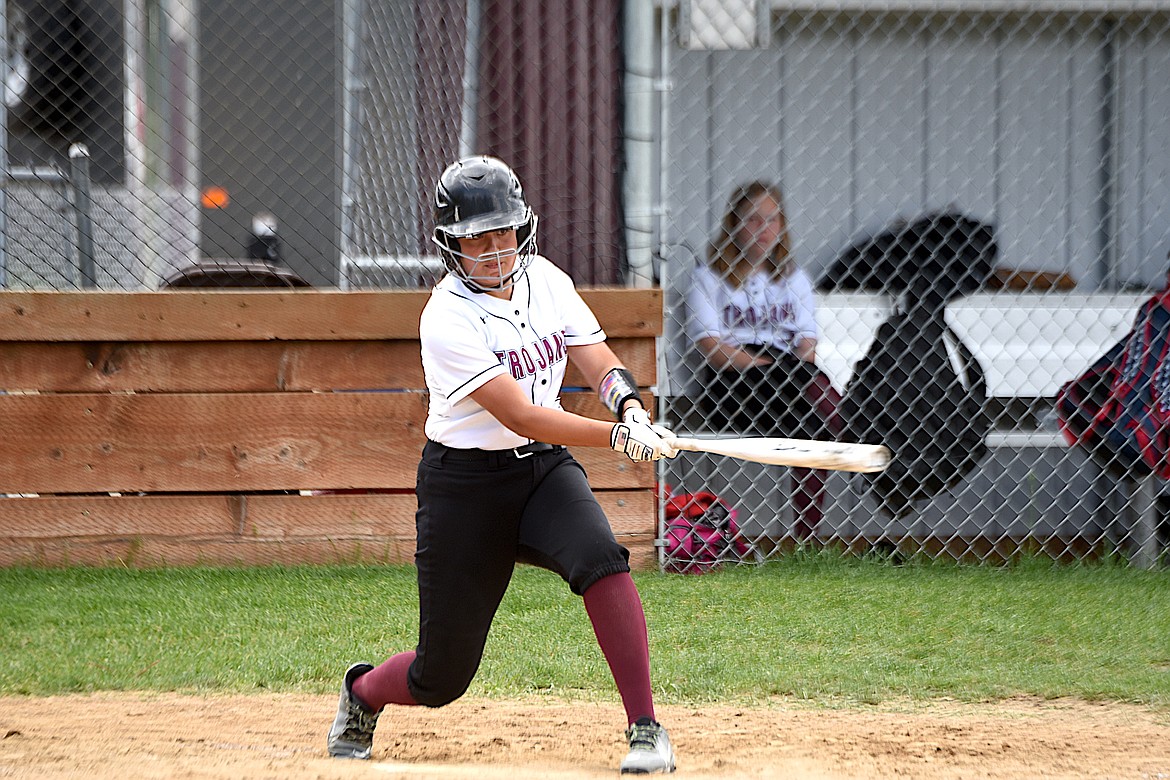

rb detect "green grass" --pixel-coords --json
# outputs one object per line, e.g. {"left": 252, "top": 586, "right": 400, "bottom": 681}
{"left": 1, "top": 555, "right": 1168, "bottom": 708}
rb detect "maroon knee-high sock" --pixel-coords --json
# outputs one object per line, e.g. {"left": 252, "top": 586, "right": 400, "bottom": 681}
{"left": 582, "top": 572, "right": 655, "bottom": 725}
{"left": 351, "top": 650, "right": 419, "bottom": 711}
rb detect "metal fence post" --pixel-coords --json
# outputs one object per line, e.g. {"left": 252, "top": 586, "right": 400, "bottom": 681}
{"left": 68, "top": 143, "right": 97, "bottom": 289}
{"left": 1129, "top": 475, "right": 1160, "bottom": 570}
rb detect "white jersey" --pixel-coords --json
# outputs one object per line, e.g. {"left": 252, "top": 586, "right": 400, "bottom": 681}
{"left": 420, "top": 255, "right": 606, "bottom": 449}
{"left": 686, "top": 262, "right": 819, "bottom": 353}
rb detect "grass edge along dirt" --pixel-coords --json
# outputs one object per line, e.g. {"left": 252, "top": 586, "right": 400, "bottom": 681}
{"left": 0, "top": 554, "right": 1167, "bottom": 708}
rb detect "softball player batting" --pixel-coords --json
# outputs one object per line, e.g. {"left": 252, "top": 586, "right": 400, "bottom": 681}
{"left": 326, "top": 155, "right": 678, "bottom": 774}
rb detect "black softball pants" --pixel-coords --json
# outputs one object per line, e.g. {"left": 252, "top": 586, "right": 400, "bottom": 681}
{"left": 406, "top": 441, "right": 631, "bottom": 707}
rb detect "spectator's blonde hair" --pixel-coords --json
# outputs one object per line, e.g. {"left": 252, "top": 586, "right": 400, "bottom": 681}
{"left": 708, "top": 181, "right": 794, "bottom": 286}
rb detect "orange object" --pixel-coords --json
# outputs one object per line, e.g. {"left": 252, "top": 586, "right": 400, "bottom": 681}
{"left": 987, "top": 267, "right": 1077, "bottom": 291}
{"left": 200, "top": 185, "right": 230, "bottom": 209}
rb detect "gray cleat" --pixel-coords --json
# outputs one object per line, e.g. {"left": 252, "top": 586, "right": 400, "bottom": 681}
{"left": 326, "top": 662, "right": 381, "bottom": 759}
{"left": 620, "top": 717, "right": 676, "bottom": 774}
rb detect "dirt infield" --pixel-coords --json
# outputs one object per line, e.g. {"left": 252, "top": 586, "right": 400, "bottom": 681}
{"left": 1, "top": 693, "right": 1169, "bottom": 779}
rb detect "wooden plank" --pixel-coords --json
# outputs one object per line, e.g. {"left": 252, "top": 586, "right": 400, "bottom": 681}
{"left": 0, "top": 289, "right": 661, "bottom": 341}
{"left": 562, "top": 338, "right": 657, "bottom": 388}
{"left": 570, "top": 448, "right": 655, "bottom": 491}
{"left": 0, "top": 393, "right": 653, "bottom": 494}
{"left": 0, "top": 537, "right": 419, "bottom": 568}
{"left": 246, "top": 493, "right": 418, "bottom": 539}
{"left": 0, "top": 392, "right": 428, "bottom": 493}
{"left": 0, "top": 489, "right": 657, "bottom": 569}
{"left": 571, "top": 287, "right": 663, "bottom": 338}
{"left": 0, "top": 341, "right": 421, "bottom": 393}
{"left": 0, "top": 534, "right": 658, "bottom": 569}
{"left": 244, "top": 489, "right": 652, "bottom": 538}
{"left": 624, "top": 533, "right": 658, "bottom": 572}
{"left": 560, "top": 391, "right": 657, "bottom": 421}
{"left": 593, "top": 489, "right": 656, "bottom": 537}
{"left": 0, "top": 338, "right": 653, "bottom": 392}
{"left": 0, "top": 291, "right": 425, "bottom": 341}
{"left": 0, "top": 494, "right": 243, "bottom": 538}
{"left": 0, "top": 491, "right": 652, "bottom": 539}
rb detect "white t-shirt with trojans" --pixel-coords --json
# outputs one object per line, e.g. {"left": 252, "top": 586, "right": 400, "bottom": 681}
{"left": 420, "top": 255, "right": 606, "bottom": 449}
{"left": 686, "top": 262, "right": 819, "bottom": 353}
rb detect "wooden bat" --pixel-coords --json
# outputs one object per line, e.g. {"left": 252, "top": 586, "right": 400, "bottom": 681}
{"left": 665, "top": 436, "right": 891, "bottom": 473}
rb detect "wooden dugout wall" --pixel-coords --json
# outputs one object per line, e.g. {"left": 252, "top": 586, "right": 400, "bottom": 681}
{"left": 0, "top": 289, "right": 662, "bottom": 569}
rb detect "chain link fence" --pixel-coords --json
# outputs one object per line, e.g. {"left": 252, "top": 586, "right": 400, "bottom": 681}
{"left": 656, "top": 2, "right": 1170, "bottom": 569}
{"left": 4, "top": 1, "right": 1170, "bottom": 566}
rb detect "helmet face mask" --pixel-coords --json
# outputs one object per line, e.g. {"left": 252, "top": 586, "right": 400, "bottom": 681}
{"left": 432, "top": 156, "right": 538, "bottom": 292}
{"left": 437, "top": 227, "right": 538, "bottom": 292}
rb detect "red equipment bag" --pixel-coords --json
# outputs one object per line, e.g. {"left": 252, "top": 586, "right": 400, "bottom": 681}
{"left": 661, "top": 488, "right": 749, "bottom": 574}
{"left": 1056, "top": 278, "right": 1170, "bottom": 479}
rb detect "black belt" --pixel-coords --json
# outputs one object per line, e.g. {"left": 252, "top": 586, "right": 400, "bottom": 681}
{"left": 426, "top": 440, "right": 562, "bottom": 464}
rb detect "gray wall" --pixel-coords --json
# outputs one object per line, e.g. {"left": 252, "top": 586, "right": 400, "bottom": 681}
{"left": 664, "top": 11, "right": 1170, "bottom": 294}
{"left": 198, "top": 0, "right": 340, "bottom": 285}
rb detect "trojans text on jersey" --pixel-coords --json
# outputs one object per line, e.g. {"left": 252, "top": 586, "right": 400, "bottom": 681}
{"left": 494, "top": 330, "right": 567, "bottom": 380}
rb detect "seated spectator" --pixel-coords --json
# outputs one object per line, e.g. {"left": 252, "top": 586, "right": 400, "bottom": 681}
{"left": 686, "top": 181, "right": 842, "bottom": 543}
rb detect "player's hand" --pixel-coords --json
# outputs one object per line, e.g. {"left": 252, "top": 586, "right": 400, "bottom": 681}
{"left": 611, "top": 421, "right": 678, "bottom": 462}
{"left": 623, "top": 407, "right": 675, "bottom": 439}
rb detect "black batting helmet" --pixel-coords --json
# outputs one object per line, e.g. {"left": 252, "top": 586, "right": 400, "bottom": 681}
{"left": 431, "top": 155, "right": 538, "bottom": 291}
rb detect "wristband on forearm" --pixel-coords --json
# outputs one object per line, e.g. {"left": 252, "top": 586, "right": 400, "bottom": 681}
{"left": 598, "top": 367, "right": 641, "bottom": 421}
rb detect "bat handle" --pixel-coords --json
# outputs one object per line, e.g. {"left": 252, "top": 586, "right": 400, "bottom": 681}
{"left": 664, "top": 436, "right": 700, "bottom": 453}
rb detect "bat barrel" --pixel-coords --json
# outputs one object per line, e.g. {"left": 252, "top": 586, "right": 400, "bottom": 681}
{"left": 666, "top": 435, "right": 890, "bottom": 473}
